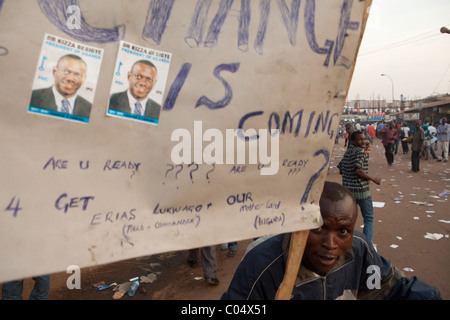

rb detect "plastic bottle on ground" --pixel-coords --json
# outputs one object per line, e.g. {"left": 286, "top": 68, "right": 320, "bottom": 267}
{"left": 128, "top": 279, "right": 140, "bottom": 296}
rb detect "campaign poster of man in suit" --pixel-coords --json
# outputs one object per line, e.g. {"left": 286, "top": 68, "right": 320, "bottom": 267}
{"left": 109, "top": 60, "right": 161, "bottom": 121}
{"left": 107, "top": 41, "right": 171, "bottom": 125}
{"left": 30, "top": 54, "right": 91, "bottom": 118}
{"left": 28, "top": 34, "right": 103, "bottom": 123}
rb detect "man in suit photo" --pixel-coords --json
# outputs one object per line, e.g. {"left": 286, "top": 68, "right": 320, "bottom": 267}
{"left": 29, "top": 54, "right": 92, "bottom": 119}
{"left": 108, "top": 59, "right": 161, "bottom": 121}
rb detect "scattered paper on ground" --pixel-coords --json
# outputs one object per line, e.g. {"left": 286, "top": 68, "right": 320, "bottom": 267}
{"left": 424, "top": 233, "right": 444, "bottom": 240}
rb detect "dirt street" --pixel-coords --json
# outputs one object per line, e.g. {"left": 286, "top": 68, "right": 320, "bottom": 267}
{"left": 2, "top": 138, "right": 449, "bottom": 300}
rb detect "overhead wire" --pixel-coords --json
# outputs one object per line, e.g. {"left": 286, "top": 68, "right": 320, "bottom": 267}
{"left": 357, "top": 25, "right": 449, "bottom": 57}
{"left": 431, "top": 63, "right": 450, "bottom": 95}
{"left": 351, "top": 24, "right": 450, "bottom": 97}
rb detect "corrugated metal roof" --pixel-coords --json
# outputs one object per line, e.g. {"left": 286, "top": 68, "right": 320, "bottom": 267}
{"left": 391, "top": 96, "right": 450, "bottom": 115}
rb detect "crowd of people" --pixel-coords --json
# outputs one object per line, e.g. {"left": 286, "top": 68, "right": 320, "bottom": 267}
{"left": 335, "top": 117, "right": 448, "bottom": 244}
{"left": 338, "top": 118, "right": 449, "bottom": 169}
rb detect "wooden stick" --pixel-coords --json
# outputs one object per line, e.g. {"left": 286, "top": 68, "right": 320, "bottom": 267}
{"left": 275, "top": 230, "right": 309, "bottom": 300}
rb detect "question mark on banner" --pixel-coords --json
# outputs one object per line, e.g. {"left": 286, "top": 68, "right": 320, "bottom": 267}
{"left": 188, "top": 163, "right": 199, "bottom": 183}
{"left": 163, "top": 164, "right": 175, "bottom": 184}
{"left": 300, "top": 149, "right": 329, "bottom": 210}
{"left": 205, "top": 163, "right": 216, "bottom": 183}
{"left": 165, "top": 164, "right": 174, "bottom": 177}
{"left": 130, "top": 171, "right": 136, "bottom": 179}
{"left": 175, "top": 164, "right": 183, "bottom": 179}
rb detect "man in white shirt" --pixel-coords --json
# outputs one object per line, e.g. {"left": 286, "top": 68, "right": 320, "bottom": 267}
{"left": 400, "top": 123, "right": 410, "bottom": 154}
{"left": 436, "top": 118, "right": 449, "bottom": 162}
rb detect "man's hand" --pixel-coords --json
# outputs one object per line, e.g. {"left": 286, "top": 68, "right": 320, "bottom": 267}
{"left": 372, "top": 177, "right": 381, "bottom": 185}
{"left": 355, "top": 168, "right": 381, "bottom": 185}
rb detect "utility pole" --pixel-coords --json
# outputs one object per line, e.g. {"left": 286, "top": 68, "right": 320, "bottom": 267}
{"left": 381, "top": 73, "right": 395, "bottom": 112}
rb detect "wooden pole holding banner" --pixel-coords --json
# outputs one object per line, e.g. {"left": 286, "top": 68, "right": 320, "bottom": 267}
{"left": 275, "top": 0, "right": 372, "bottom": 301}
{"left": 275, "top": 230, "right": 310, "bottom": 300}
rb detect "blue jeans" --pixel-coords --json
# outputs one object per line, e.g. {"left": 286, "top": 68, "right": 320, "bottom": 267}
{"left": 356, "top": 197, "right": 374, "bottom": 242}
{"left": 2, "top": 275, "right": 50, "bottom": 300}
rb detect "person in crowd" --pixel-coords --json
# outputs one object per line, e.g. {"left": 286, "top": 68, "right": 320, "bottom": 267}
{"left": 344, "top": 123, "right": 353, "bottom": 148}
{"left": 400, "top": 123, "right": 410, "bottom": 154}
{"left": 422, "top": 124, "right": 433, "bottom": 160}
{"left": 427, "top": 122, "right": 438, "bottom": 159}
{"left": 394, "top": 123, "right": 402, "bottom": 155}
{"left": 422, "top": 124, "right": 429, "bottom": 160}
{"left": 221, "top": 242, "right": 238, "bottom": 258}
{"left": 410, "top": 121, "right": 424, "bottom": 173}
{"left": 187, "top": 246, "right": 219, "bottom": 286}
{"left": 363, "top": 134, "right": 371, "bottom": 158}
{"left": 366, "top": 123, "right": 375, "bottom": 143}
{"left": 376, "top": 121, "right": 385, "bottom": 138}
{"left": 2, "top": 275, "right": 50, "bottom": 300}
{"left": 338, "top": 131, "right": 381, "bottom": 242}
{"left": 379, "top": 122, "right": 399, "bottom": 166}
{"left": 436, "top": 117, "right": 449, "bottom": 162}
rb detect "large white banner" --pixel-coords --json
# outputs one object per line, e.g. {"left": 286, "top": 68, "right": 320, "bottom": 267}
{"left": 0, "top": 0, "right": 370, "bottom": 282}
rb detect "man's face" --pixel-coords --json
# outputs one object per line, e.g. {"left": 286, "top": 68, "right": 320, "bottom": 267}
{"left": 302, "top": 196, "right": 356, "bottom": 274}
{"left": 352, "top": 133, "right": 366, "bottom": 148}
{"left": 128, "top": 62, "right": 157, "bottom": 101}
{"left": 53, "top": 58, "right": 86, "bottom": 98}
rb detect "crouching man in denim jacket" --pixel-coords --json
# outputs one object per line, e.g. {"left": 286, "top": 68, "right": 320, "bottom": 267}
{"left": 222, "top": 181, "right": 442, "bottom": 300}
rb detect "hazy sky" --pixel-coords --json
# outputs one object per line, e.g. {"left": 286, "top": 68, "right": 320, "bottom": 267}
{"left": 347, "top": 0, "right": 450, "bottom": 102}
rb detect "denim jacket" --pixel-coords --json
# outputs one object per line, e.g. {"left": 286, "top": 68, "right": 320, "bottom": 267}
{"left": 221, "top": 231, "right": 442, "bottom": 300}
